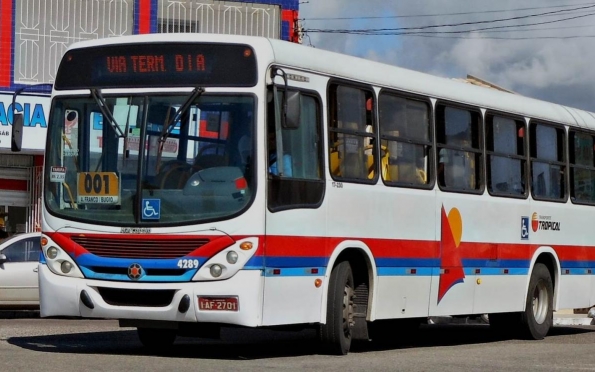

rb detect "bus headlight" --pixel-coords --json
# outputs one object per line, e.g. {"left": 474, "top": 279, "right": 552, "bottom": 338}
{"left": 192, "top": 238, "right": 258, "bottom": 281}
{"left": 41, "top": 235, "right": 84, "bottom": 279}
{"left": 210, "top": 264, "right": 223, "bottom": 278}
{"left": 226, "top": 251, "right": 238, "bottom": 264}
{"left": 47, "top": 247, "right": 58, "bottom": 259}
{"left": 61, "top": 261, "right": 73, "bottom": 274}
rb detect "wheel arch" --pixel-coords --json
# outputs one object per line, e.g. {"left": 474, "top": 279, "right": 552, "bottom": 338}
{"left": 319, "top": 241, "right": 377, "bottom": 323}
{"left": 525, "top": 247, "right": 561, "bottom": 311}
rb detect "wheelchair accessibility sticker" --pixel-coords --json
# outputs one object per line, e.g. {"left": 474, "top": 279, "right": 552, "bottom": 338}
{"left": 521, "top": 216, "right": 530, "bottom": 240}
{"left": 142, "top": 199, "right": 161, "bottom": 220}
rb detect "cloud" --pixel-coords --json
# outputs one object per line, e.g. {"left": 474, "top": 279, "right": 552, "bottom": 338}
{"left": 300, "top": 0, "right": 595, "bottom": 111}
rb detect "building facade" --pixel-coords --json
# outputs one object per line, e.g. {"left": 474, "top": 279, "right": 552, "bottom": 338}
{"left": 0, "top": 0, "right": 299, "bottom": 236}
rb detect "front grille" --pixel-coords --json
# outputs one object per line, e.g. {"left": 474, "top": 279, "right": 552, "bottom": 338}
{"left": 97, "top": 287, "right": 175, "bottom": 307}
{"left": 71, "top": 236, "right": 209, "bottom": 259}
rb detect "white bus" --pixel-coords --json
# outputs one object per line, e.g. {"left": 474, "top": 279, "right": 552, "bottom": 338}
{"left": 26, "top": 33, "right": 595, "bottom": 355}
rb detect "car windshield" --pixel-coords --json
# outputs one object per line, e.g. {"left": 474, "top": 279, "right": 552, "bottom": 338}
{"left": 44, "top": 93, "right": 255, "bottom": 226}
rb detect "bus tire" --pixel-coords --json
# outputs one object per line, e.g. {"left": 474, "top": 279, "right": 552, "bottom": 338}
{"left": 319, "top": 260, "right": 354, "bottom": 355}
{"left": 520, "top": 263, "right": 553, "bottom": 340}
{"left": 137, "top": 328, "right": 177, "bottom": 351}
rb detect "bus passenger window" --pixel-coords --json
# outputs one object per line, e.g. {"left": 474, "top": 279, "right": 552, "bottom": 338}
{"left": 530, "top": 123, "right": 565, "bottom": 201}
{"left": 436, "top": 104, "right": 482, "bottom": 192}
{"left": 486, "top": 114, "right": 526, "bottom": 197}
{"left": 379, "top": 93, "right": 431, "bottom": 187}
{"left": 328, "top": 84, "right": 376, "bottom": 182}
{"left": 570, "top": 130, "right": 595, "bottom": 204}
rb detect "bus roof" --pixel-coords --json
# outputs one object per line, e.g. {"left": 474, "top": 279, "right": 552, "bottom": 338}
{"left": 66, "top": 33, "right": 595, "bottom": 130}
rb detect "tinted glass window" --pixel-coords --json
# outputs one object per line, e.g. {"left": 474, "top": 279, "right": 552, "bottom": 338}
{"left": 486, "top": 114, "right": 526, "bottom": 197}
{"left": 436, "top": 104, "right": 482, "bottom": 192}
{"left": 530, "top": 123, "right": 566, "bottom": 200}
{"left": 379, "top": 93, "right": 431, "bottom": 187}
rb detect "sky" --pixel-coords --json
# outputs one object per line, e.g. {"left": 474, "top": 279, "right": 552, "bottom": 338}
{"left": 299, "top": 0, "right": 595, "bottom": 112}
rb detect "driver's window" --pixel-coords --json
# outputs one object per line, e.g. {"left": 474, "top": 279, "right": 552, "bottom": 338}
{"left": 328, "top": 84, "right": 376, "bottom": 182}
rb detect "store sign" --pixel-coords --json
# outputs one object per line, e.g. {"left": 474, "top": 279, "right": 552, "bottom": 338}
{"left": 0, "top": 93, "right": 50, "bottom": 151}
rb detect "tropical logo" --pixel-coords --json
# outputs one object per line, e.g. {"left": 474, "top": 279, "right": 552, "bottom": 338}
{"left": 438, "top": 206, "right": 465, "bottom": 303}
{"left": 531, "top": 212, "right": 561, "bottom": 232}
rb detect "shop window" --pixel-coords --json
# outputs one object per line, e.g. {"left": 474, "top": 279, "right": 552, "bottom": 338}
{"left": 379, "top": 92, "right": 431, "bottom": 187}
{"left": 486, "top": 114, "right": 527, "bottom": 197}
{"left": 436, "top": 104, "right": 482, "bottom": 192}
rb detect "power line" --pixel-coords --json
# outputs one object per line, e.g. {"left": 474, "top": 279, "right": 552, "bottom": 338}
{"left": 302, "top": 2, "right": 595, "bottom": 21}
{"left": 304, "top": 4, "right": 595, "bottom": 34}
{"left": 396, "top": 34, "right": 595, "bottom": 40}
{"left": 346, "top": 12, "right": 595, "bottom": 36}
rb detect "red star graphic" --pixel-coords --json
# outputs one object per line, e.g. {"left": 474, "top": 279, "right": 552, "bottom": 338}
{"left": 438, "top": 206, "right": 465, "bottom": 303}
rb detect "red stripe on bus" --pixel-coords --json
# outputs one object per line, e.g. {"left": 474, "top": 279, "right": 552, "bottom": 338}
{"left": 43, "top": 232, "right": 595, "bottom": 263}
{"left": 0, "top": 179, "right": 27, "bottom": 191}
{"left": 0, "top": 0, "right": 13, "bottom": 87}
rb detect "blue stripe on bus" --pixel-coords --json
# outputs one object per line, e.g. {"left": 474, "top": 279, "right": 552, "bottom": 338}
{"left": 79, "top": 267, "right": 196, "bottom": 282}
{"left": 461, "top": 259, "right": 530, "bottom": 268}
{"left": 375, "top": 258, "right": 440, "bottom": 267}
{"left": 263, "top": 267, "right": 327, "bottom": 277}
{"left": 264, "top": 257, "right": 327, "bottom": 267}
{"left": 560, "top": 268, "right": 594, "bottom": 275}
{"left": 559, "top": 260, "right": 595, "bottom": 268}
{"left": 376, "top": 267, "right": 434, "bottom": 276}
{"left": 375, "top": 267, "right": 529, "bottom": 276}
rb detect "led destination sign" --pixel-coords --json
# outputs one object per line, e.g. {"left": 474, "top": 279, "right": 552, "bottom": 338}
{"left": 55, "top": 43, "right": 257, "bottom": 89}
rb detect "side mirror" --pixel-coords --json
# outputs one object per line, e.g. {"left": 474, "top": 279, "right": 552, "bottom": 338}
{"left": 11, "top": 113, "right": 24, "bottom": 152}
{"left": 283, "top": 91, "right": 301, "bottom": 129}
{"left": 0, "top": 254, "right": 7, "bottom": 265}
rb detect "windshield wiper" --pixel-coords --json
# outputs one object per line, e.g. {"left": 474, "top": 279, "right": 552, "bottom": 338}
{"left": 91, "top": 89, "right": 125, "bottom": 138}
{"left": 158, "top": 86, "right": 205, "bottom": 144}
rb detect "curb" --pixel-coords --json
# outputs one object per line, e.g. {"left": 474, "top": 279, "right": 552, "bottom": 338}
{"left": 553, "top": 317, "right": 594, "bottom": 326}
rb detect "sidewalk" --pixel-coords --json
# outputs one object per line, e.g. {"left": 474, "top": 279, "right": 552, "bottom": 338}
{"left": 553, "top": 309, "right": 594, "bottom": 326}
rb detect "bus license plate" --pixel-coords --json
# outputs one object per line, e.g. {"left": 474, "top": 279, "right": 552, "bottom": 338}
{"left": 198, "top": 297, "right": 239, "bottom": 311}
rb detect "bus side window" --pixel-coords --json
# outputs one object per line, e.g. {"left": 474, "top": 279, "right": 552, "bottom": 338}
{"left": 379, "top": 92, "right": 431, "bottom": 187}
{"left": 530, "top": 123, "right": 566, "bottom": 200}
{"left": 570, "top": 130, "right": 595, "bottom": 204}
{"left": 436, "top": 104, "right": 482, "bottom": 192}
{"left": 267, "top": 89, "right": 324, "bottom": 211}
{"left": 328, "top": 84, "right": 376, "bottom": 182}
{"left": 486, "top": 114, "right": 526, "bottom": 197}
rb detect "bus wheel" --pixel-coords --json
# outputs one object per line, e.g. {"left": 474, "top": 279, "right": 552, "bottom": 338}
{"left": 137, "top": 328, "right": 177, "bottom": 351}
{"left": 319, "top": 261, "right": 355, "bottom": 355}
{"left": 520, "top": 263, "right": 553, "bottom": 340}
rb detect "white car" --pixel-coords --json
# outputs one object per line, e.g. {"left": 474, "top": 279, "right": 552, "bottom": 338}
{"left": 0, "top": 232, "right": 41, "bottom": 307}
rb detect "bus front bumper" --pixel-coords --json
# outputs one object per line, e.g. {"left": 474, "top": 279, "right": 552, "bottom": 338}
{"left": 39, "top": 264, "right": 264, "bottom": 327}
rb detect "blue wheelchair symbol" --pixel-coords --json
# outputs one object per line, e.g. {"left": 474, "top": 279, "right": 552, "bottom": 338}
{"left": 142, "top": 199, "right": 161, "bottom": 220}
{"left": 521, "top": 216, "right": 529, "bottom": 240}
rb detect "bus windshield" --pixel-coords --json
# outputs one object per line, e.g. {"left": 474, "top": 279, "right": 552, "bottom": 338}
{"left": 44, "top": 93, "right": 255, "bottom": 226}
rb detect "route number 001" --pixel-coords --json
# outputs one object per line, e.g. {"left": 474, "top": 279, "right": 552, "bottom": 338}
{"left": 177, "top": 259, "right": 199, "bottom": 269}
{"left": 84, "top": 173, "right": 110, "bottom": 194}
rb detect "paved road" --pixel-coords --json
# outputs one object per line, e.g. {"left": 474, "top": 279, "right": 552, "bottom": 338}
{"left": 1, "top": 319, "right": 595, "bottom": 372}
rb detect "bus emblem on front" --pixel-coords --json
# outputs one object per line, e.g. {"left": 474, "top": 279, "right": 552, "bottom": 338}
{"left": 128, "top": 263, "right": 143, "bottom": 280}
